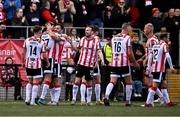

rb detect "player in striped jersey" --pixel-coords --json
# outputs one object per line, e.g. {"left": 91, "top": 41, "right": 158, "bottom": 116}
{"left": 38, "top": 22, "right": 67, "bottom": 105}
{"left": 143, "top": 23, "right": 159, "bottom": 88}
{"left": 80, "top": 26, "right": 104, "bottom": 105}
{"left": 142, "top": 23, "right": 166, "bottom": 106}
{"left": 103, "top": 23, "right": 139, "bottom": 106}
{"left": 71, "top": 25, "right": 104, "bottom": 105}
{"left": 47, "top": 23, "right": 66, "bottom": 105}
{"left": 22, "top": 26, "right": 49, "bottom": 105}
{"left": 145, "top": 34, "right": 176, "bottom": 107}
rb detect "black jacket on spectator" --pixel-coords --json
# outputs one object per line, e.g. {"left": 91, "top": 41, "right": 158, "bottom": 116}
{"left": 26, "top": 10, "right": 40, "bottom": 26}
{"left": 11, "top": 16, "right": 29, "bottom": 39}
{"left": 111, "top": 5, "right": 131, "bottom": 28}
{"left": 131, "top": 42, "right": 145, "bottom": 81}
{"left": 149, "top": 16, "right": 163, "bottom": 33}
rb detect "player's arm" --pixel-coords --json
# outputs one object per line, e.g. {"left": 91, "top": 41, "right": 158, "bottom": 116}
{"left": 128, "top": 46, "right": 139, "bottom": 69}
{"left": 21, "top": 47, "right": 26, "bottom": 67}
{"left": 145, "top": 52, "right": 153, "bottom": 76}
{"left": 164, "top": 44, "right": 174, "bottom": 71}
{"left": 98, "top": 49, "right": 105, "bottom": 66}
{"left": 42, "top": 44, "right": 50, "bottom": 68}
{"left": 21, "top": 41, "right": 26, "bottom": 67}
{"left": 49, "top": 31, "right": 67, "bottom": 41}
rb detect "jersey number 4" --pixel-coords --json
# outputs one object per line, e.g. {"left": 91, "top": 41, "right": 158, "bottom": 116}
{"left": 30, "top": 45, "right": 37, "bottom": 56}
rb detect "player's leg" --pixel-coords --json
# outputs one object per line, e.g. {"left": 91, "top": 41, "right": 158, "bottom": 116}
{"left": 25, "top": 69, "right": 33, "bottom": 105}
{"left": 80, "top": 77, "right": 86, "bottom": 105}
{"left": 145, "top": 72, "right": 162, "bottom": 107}
{"left": 71, "top": 65, "right": 85, "bottom": 105}
{"left": 124, "top": 75, "right": 133, "bottom": 106}
{"left": 39, "top": 59, "right": 54, "bottom": 104}
{"left": 94, "top": 66, "right": 102, "bottom": 104}
{"left": 30, "top": 69, "right": 43, "bottom": 105}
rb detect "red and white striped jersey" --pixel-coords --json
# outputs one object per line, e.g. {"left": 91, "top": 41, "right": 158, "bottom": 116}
{"left": 41, "top": 32, "right": 56, "bottom": 59}
{"left": 110, "top": 33, "right": 131, "bottom": 67}
{"left": 146, "top": 35, "right": 158, "bottom": 57}
{"left": 77, "top": 36, "right": 100, "bottom": 68}
{"left": 54, "top": 36, "right": 66, "bottom": 64}
{"left": 149, "top": 40, "right": 168, "bottom": 72}
{"left": 23, "top": 37, "right": 45, "bottom": 69}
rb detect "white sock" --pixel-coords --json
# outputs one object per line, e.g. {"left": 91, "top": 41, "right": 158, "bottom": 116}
{"left": 72, "top": 84, "right": 79, "bottom": 101}
{"left": 126, "top": 85, "right": 132, "bottom": 104}
{"left": 80, "top": 84, "right": 86, "bottom": 102}
{"left": 161, "top": 89, "right": 170, "bottom": 104}
{"left": 54, "top": 87, "right": 61, "bottom": 103}
{"left": 31, "top": 85, "right": 39, "bottom": 104}
{"left": 40, "top": 84, "right": 49, "bottom": 99}
{"left": 156, "top": 88, "right": 164, "bottom": 98}
{"left": 105, "top": 83, "right": 114, "bottom": 99}
{"left": 86, "top": 87, "right": 92, "bottom": 103}
{"left": 146, "top": 89, "right": 156, "bottom": 104}
{"left": 49, "top": 88, "right": 55, "bottom": 102}
{"left": 95, "top": 84, "right": 101, "bottom": 101}
{"left": 25, "top": 83, "right": 32, "bottom": 102}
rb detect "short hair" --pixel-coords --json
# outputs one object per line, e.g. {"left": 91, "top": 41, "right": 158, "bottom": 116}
{"left": 129, "top": 32, "right": 138, "bottom": 38}
{"left": 92, "top": 25, "right": 99, "bottom": 32}
{"left": 145, "top": 23, "right": 154, "bottom": 31}
{"left": 121, "top": 22, "right": 131, "bottom": 30}
{"left": 33, "top": 25, "right": 42, "bottom": 33}
{"left": 159, "top": 33, "right": 168, "bottom": 40}
{"left": 55, "top": 23, "right": 64, "bottom": 30}
{"left": 86, "top": 25, "right": 94, "bottom": 30}
{"left": 45, "top": 21, "right": 54, "bottom": 26}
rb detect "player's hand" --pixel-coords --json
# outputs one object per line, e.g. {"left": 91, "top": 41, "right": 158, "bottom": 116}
{"left": 170, "top": 67, "right": 177, "bottom": 74}
{"left": 145, "top": 68, "right": 150, "bottom": 77}
{"left": 134, "top": 62, "right": 140, "bottom": 70}
{"left": 101, "top": 60, "right": 105, "bottom": 66}
{"left": 46, "top": 61, "right": 50, "bottom": 68}
{"left": 22, "top": 63, "right": 25, "bottom": 68}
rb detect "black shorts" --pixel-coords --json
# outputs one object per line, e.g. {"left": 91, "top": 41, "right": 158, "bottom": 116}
{"left": 152, "top": 72, "right": 166, "bottom": 83}
{"left": 53, "top": 64, "right": 62, "bottom": 78}
{"left": 44, "top": 58, "right": 54, "bottom": 74}
{"left": 76, "top": 65, "right": 93, "bottom": 81}
{"left": 110, "top": 66, "right": 131, "bottom": 78}
{"left": 26, "top": 68, "right": 43, "bottom": 79}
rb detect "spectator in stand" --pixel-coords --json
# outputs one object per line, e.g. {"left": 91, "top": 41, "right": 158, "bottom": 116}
{"left": 130, "top": 32, "right": 145, "bottom": 98}
{"left": 49, "top": 0, "right": 60, "bottom": 23}
{"left": 69, "top": 28, "right": 80, "bottom": 44}
{"left": 149, "top": 8, "right": 163, "bottom": 33}
{"left": 104, "top": 6, "right": 113, "bottom": 38}
{"left": 4, "top": 0, "right": 21, "bottom": 38}
{"left": 0, "top": 3, "right": 6, "bottom": 38}
{"left": 88, "top": 0, "right": 104, "bottom": 35}
{"left": 1, "top": 57, "right": 22, "bottom": 100}
{"left": 58, "top": 0, "right": 76, "bottom": 34}
{"left": 12, "top": 8, "right": 28, "bottom": 39}
{"left": 4, "top": 0, "right": 21, "bottom": 25}
{"left": 164, "top": 8, "right": 180, "bottom": 65}
{"left": 40, "top": 0, "right": 58, "bottom": 25}
{"left": 26, "top": 2, "right": 40, "bottom": 26}
{"left": 111, "top": 0, "right": 131, "bottom": 28}
{"left": 73, "top": 0, "right": 88, "bottom": 37}
{"left": 0, "top": 3, "right": 6, "bottom": 24}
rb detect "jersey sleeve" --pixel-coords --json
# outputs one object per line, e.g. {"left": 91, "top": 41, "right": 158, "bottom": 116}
{"left": 23, "top": 39, "right": 26, "bottom": 48}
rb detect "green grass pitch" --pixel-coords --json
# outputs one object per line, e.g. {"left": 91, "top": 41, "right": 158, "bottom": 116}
{"left": 0, "top": 101, "right": 179, "bottom": 116}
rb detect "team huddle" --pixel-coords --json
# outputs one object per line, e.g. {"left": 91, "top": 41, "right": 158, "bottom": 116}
{"left": 21, "top": 22, "right": 176, "bottom": 107}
